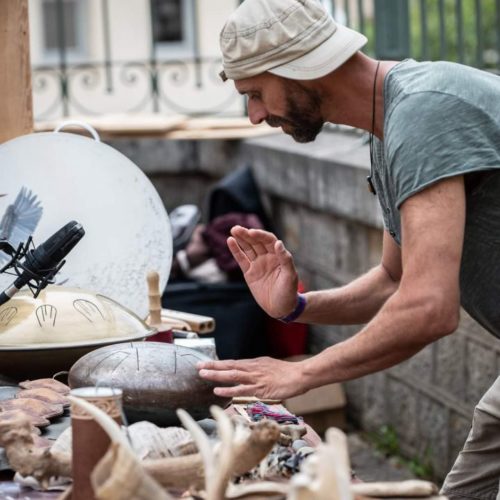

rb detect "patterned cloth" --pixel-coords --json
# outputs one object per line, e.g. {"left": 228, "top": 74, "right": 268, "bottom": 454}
{"left": 246, "top": 401, "right": 303, "bottom": 424}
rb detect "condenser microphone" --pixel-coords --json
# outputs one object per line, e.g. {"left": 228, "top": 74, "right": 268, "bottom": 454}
{"left": 0, "top": 220, "right": 85, "bottom": 306}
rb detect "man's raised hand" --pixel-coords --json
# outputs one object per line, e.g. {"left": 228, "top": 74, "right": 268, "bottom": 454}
{"left": 227, "top": 226, "right": 299, "bottom": 319}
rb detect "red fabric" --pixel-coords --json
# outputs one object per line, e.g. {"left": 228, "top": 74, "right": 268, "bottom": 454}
{"left": 146, "top": 329, "right": 174, "bottom": 343}
{"left": 202, "top": 213, "right": 264, "bottom": 274}
{"left": 267, "top": 282, "right": 308, "bottom": 358}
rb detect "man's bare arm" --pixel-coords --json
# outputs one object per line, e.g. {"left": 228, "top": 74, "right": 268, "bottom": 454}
{"left": 301, "top": 176, "right": 464, "bottom": 388}
{"left": 227, "top": 225, "right": 402, "bottom": 325}
{"left": 299, "top": 230, "right": 402, "bottom": 324}
{"left": 199, "top": 176, "right": 464, "bottom": 400}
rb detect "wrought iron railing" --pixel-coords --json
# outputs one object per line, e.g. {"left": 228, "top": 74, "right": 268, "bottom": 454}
{"left": 33, "top": 0, "right": 245, "bottom": 120}
{"left": 323, "top": 0, "right": 500, "bottom": 68}
{"left": 31, "top": 0, "right": 500, "bottom": 121}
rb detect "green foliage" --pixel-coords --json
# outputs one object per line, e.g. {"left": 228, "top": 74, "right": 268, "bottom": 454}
{"left": 407, "top": 450, "right": 434, "bottom": 479}
{"left": 369, "top": 424, "right": 400, "bottom": 456}
{"left": 368, "top": 425, "right": 435, "bottom": 480}
{"left": 408, "top": 0, "right": 499, "bottom": 68}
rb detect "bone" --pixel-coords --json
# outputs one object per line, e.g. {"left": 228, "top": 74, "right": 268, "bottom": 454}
{"left": 153, "top": 407, "right": 282, "bottom": 498}
{"left": 351, "top": 479, "right": 439, "bottom": 497}
{"left": 289, "top": 427, "right": 353, "bottom": 500}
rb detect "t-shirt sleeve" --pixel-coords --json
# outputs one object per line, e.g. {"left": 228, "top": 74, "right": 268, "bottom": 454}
{"left": 384, "top": 91, "right": 500, "bottom": 208}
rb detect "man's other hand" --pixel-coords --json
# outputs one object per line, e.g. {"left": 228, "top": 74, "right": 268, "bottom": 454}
{"left": 227, "top": 226, "right": 299, "bottom": 319}
{"left": 197, "top": 357, "right": 307, "bottom": 400}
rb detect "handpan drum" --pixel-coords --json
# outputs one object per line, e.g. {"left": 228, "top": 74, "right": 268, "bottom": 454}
{"left": 0, "top": 286, "right": 156, "bottom": 379}
{"left": 69, "top": 342, "right": 231, "bottom": 425}
{"left": 0, "top": 122, "right": 172, "bottom": 319}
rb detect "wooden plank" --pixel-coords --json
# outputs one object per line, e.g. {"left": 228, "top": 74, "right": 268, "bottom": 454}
{"left": 35, "top": 115, "right": 277, "bottom": 141}
{"left": 166, "top": 124, "right": 279, "bottom": 140}
{"left": 35, "top": 114, "right": 188, "bottom": 135}
{"left": 0, "top": 0, "right": 33, "bottom": 143}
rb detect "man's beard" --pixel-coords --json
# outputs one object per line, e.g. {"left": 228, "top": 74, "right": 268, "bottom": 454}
{"left": 266, "top": 83, "right": 323, "bottom": 143}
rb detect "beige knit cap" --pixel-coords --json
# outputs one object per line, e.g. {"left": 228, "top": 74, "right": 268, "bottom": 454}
{"left": 219, "top": 0, "right": 367, "bottom": 81}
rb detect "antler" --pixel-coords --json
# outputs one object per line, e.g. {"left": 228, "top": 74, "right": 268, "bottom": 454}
{"left": 175, "top": 406, "right": 281, "bottom": 499}
{"left": 288, "top": 427, "right": 353, "bottom": 500}
{"left": 0, "top": 416, "right": 71, "bottom": 488}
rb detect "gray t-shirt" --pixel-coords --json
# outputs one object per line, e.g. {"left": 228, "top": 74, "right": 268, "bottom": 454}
{"left": 372, "top": 59, "right": 500, "bottom": 337}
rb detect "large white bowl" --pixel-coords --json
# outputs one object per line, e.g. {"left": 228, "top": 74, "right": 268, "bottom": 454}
{"left": 0, "top": 128, "right": 172, "bottom": 318}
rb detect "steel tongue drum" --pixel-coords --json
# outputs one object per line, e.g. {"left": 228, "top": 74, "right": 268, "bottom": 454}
{"left": 69, "top": 342, "right": 231, "bottom": 425}
{"left": 0, "top": 220, "right": 85, "bottom": 306}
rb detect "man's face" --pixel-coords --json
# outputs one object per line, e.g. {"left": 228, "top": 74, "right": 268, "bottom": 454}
{"left": 235, "top": 74, "right": 324, "bottom": 143}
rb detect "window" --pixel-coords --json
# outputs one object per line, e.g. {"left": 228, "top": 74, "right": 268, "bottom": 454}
{"left": 150, "top": 0, "right": 194, "bottom": 58}
{"left": 152, "top": 0, "right": 183, "bottom": 43}
{"left": 41, "top": 0, "right": 86, "bottom": 59}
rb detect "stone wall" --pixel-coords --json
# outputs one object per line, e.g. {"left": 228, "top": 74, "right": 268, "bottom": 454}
{"left": 108, "top": 130, "right": 500, "bottom": 480}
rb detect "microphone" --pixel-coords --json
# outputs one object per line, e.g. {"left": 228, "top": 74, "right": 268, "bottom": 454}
{"left": 0, "top": 221, "right": 85, "bottom": 306}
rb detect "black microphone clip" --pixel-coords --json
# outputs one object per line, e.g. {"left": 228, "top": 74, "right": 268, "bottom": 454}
{"left": 0, "top": 221, "right": 85, "bottom": 304}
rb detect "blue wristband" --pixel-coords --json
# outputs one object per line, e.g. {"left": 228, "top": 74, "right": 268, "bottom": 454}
{"left": 278, "top": 294, "right": 307, "bottom": 323}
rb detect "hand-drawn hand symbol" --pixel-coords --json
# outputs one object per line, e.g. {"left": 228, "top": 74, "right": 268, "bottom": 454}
{"left": 73, "top": 299, "right": 106, "bottom": 323}
{"left": 35, "top": 305, "right": 57, "bottom": 328}
{"left": 0, "top": 307, "right": 17, "bottom": 327}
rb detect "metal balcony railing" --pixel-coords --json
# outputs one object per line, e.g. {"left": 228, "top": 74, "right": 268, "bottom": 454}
{"left": 31, "top": 0, "right": 500, "bottom": 121}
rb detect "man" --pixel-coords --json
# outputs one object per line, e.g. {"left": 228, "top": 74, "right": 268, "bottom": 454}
{"left": 197, "top": 0, "right": 500, "bottom": 497}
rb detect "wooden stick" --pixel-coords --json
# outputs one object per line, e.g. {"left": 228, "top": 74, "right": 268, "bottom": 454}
{"left": 162, "top": 309, "right": 215, "bottom": 334}
{"left": 146, "top": 271, "right": 162, "bottom": 326}
{"left": 0, "top": 0, "right": 33, "bottom": 143}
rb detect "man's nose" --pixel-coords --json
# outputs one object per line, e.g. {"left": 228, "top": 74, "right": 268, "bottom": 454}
{"left": 247, "top": 99, "right": 268, "bottom": 125}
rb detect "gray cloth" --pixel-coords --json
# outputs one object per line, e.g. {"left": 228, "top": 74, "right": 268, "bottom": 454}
{"left": 372, "top": 59, "right": 500, "bottom": 338}
{"left": 441, "top": 375, "right": 500, "bottom": 499}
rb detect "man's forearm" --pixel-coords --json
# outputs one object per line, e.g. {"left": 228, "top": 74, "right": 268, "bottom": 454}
{"left": 299, "top": 286, "right": 458, "bottom": 390}
{"left": 299, "top": 264, "right": 399, "bottom": 325}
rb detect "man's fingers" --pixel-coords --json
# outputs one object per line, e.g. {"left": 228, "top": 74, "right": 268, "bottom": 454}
{"left": 230, "top": 225, "right": 251, "bottom": 238}
{"left": 248, "top": 229, "right": 282, "bottom": 253}
{"left": 227, "top": 237, "right": 250, "bottom": 273}
{"left": 197, "top": 359, "right": 239, "bottom": 370}
{"left": 199, "top": 368, "right": 253, "bottom": 385}
{"left": 275, "top": 240, "right": 295, "bottom": 270}
{"left": 233, "top": 227, "right": 278, "bottom": 254}
{"left": 235, "top": 231, "right": 267, "bottom": 256}
{"left": 247, "top": 228, "right": 278, "bottom": 243}
{"left": 231, "top": 235, "right": 257, "bottom": 261}
{"left": 214, "top": 384, "right": 258, "bottom": 398}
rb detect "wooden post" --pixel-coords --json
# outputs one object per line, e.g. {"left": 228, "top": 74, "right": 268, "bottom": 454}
{"left": 0, "top": 0, "right": 33, "bottom": 144}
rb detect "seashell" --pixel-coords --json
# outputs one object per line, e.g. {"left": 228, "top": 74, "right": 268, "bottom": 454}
{"left": 0, "top": 410, "right": 47, "bottom": 432}
{"left": 17, "top": 388, "right": 69, "bottom": 407}
{"left": 51, "top": 421, "right": 198, "bottom": 461}
{"left": 0, "top": 398, "right": 64, "bottom": 419}
{"left": 51, "top": 426, "right": 72, "bottom": 455}
{"left": 19, "top": 378, "right": 70, "bottom": 395}
{"left": 128, "top": 421, "right": 197, "bottom": 460}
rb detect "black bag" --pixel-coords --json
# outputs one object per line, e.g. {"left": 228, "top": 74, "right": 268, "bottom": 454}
{"left": 163, "top": 281, "right": 269, "bottom": 360}
{"left": 163, "top": 166, "right": 271, "bottom": 360}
